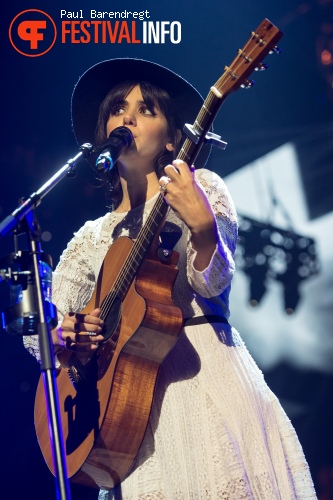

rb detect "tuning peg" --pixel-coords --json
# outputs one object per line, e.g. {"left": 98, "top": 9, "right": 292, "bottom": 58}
{"left": 241, "top": 79, "right": 255, "bottom": 89}
{"left": 255, "top": 63, "right": 268, "bottom": 71}
{"left": 269, "top": 46, "right": 282, "bottom": 55}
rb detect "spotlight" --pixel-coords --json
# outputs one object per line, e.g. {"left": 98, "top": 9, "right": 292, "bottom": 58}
{"left": 235, "top": 216, "right": 320, "bottom": 313}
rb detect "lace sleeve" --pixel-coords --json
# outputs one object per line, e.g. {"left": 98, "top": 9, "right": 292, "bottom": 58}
{"left": 52, "top": 222, "right": 98, "bottom": 323}
{"left": 186, "top": 168, "right": 238, "bottom": 298}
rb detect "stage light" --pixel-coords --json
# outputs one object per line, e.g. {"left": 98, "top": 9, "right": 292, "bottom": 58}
{"left": 321, "top": 49, "right": 332, "bottom": 65}
{"left": 235, "top": 216, "right": 320, "bottom": 314}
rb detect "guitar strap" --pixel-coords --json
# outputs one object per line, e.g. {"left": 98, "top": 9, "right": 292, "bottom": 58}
{"left": 184, "top": 315, "right": 229, "bottom": 327}
{"left": 160, "top": 221, "right": 182, "bottom": 251}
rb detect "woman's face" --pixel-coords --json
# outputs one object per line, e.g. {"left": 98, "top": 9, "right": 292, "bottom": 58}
{"left": 106, "top": 85, "right": 173, "bottom": 171}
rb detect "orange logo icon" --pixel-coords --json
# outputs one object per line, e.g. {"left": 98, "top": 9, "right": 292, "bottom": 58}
{"left": 9, "top": 9, "right": 57, "bottom": 57}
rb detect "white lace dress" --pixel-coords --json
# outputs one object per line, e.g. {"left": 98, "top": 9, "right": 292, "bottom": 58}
{"left": 25, "top": 169, "right": 316, "bottom": 499}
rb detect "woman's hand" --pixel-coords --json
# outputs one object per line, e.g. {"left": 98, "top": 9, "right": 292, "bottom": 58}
{"left": 52, "top": 308, "right": 104, "bottom": 351}
{"left": 159, "top": 159, "right": 218, "bottom": 271}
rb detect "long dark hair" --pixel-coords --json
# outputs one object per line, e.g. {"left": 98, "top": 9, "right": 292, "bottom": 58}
{"left": 95, "top": 81, "right": 182, "bottom": 210}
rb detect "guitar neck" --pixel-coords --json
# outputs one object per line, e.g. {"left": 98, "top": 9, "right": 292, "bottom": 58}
{"left": 178, "top": 87, "right": 225, "bottom": 166}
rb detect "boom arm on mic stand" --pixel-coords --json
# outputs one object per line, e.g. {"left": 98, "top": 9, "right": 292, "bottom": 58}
{"left": 95, "top": 126, "right": 133, "bottom": 173}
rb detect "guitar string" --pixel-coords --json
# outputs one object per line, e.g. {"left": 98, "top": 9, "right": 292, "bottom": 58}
{"left": 99, "top": 197, "right": 167, "bottom": 317}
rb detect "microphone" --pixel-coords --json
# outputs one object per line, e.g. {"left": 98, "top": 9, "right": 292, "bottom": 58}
{"left": 95, "top": 126, "right": 133, "bottom": 173}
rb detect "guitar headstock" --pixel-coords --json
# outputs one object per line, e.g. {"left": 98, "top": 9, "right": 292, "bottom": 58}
{"left": 214, "top": 19, "right": 283, "bottom": 97}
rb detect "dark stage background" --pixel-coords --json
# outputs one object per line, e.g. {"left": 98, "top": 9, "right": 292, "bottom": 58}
{"left": 1, "top": 0, "right": 333, "bottom": 498}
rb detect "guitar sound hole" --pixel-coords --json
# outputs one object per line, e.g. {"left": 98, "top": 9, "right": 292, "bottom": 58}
{"left": 92, "top": 297, "right": 122, "bottom": 381}
{"left": 102, "top": 296, "right": 122, "bottom": 342}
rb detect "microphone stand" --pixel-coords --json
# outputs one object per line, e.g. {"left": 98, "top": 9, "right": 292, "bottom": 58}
{"left": 0, "top": 142, "right": 93, "bottom": 500}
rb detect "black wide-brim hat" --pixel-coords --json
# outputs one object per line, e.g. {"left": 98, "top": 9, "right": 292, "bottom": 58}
{"left": 71, "top": 58, "right": 211, "bottom": 168}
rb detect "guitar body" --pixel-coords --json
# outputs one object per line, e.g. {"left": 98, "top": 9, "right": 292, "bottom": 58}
{"left": 34, "top": 236, "right": 183, "bottom": 490}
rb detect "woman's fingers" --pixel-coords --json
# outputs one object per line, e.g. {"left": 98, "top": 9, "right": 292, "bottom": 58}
{"left": 65, "top": 309, "right": 104, "bottom": 334}
{"left": 64, "top": 334, "right": 101, "bottom": 351}
{"left": 159, "top": 175, "right": 170, "bottom": 194}
{"left": 159, "top": 160, "right": 216, "bottom": 234}
{"left": 164, "top": 159, "right": 194, "bottom": 179}
{"left": 57, "top": 308, "right": 105, "bottom": 350}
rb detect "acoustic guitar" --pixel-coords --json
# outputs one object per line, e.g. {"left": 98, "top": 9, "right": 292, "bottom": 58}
{"left": 34, "top": 19, "right": 283, "bottom": 490}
